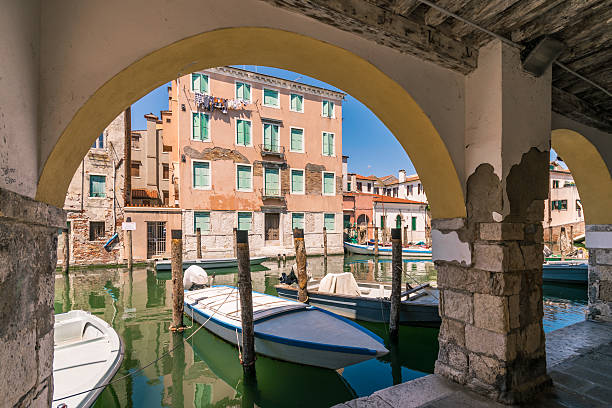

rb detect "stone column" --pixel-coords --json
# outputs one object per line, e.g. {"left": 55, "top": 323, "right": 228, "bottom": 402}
{"left": 586, "top": 224, "right": 612, "bottom": 321}
{"left": 0, "top": 187, "right": 66, "bottom": 407}
{"left": 433, "top": 40, "right": 552, "bottom": 404}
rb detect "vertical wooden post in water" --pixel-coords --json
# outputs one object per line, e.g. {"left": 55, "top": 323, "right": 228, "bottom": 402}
{"left": 196, "top": 228, "right": 202, "bottom": 259}
{"left": 323, "top": 226, "right": 328, "bottom": 258}
{"left": 293, "top": 228, "right": 308, "bottom": 302}
{"left": 62, "top": 226, "right": 70, "bottom": 274}
{"left": 233, "top": 227, "right": 238, "bottom": 258}
{"left": 236, "top": 230, "right": 256, "bottom": 375}
{"left": 171, "top": 230, "right": 184, "bottom": 331}
{"left": 403, "top": 226, "right": 408, "bottom": 246}
{"left": 389, "top": 228, "right": 402, "bottom": 340}
{"left": 282, "top": 253, "right": 287, "bottom": 265}
{"left": 126, "top": 217, "right": 133, "bottom": 270}
{"left": 374, "top": 226, "right": 379, "bottom": 257}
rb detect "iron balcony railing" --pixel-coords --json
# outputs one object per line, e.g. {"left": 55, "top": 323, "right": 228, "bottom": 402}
{"left": 260, "top": 187, "right": 285, "bottom": 201}
{"left": 260, "top": 144, "right": 285, "bottom": 158}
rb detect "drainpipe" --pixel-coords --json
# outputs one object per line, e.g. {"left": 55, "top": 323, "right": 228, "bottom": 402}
{"left": 80, "top": 159, "right": 84, "bottom": 213}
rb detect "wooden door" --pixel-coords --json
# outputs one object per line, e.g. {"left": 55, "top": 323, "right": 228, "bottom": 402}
{"left": 265, "top": 213, "right": 280, "bottom": 241}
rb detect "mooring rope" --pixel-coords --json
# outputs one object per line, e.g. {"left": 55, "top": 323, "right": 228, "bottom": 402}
{"left": 53, "top": 286, "right": 237, "bottom": 403}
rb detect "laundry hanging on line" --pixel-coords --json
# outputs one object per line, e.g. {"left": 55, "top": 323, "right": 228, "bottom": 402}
{"left": 195, "top": 92, "right": 248, "bottom": 114}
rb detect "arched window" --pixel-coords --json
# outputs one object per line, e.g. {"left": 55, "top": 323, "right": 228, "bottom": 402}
{"left": 357, "top": 214, "right": 369, "bottom": 226}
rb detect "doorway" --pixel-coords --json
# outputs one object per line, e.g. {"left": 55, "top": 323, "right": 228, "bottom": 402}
{"left": 147, "top": 221, "right": 166, "bottom": 258}
{"left": 265, "top": 213, "right": 280, "bottom": 242}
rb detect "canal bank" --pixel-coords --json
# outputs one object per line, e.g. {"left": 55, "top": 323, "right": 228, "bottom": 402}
{"left": 53, "top": 255, "right": 592, "bottom": 407}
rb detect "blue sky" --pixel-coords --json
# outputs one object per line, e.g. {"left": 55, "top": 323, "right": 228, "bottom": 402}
{"left": 131, "top": 66, "right": 559, "bottom": 177}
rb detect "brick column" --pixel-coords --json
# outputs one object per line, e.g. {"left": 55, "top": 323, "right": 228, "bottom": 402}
{"left": 586, "top": 224, "right": 612, "bottom": 321}
{"left": 0, "top": 187, "right": 66, "bottom": 407}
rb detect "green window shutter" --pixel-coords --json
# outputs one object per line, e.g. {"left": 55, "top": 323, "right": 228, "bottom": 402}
{"left": 89, "top": 175, "right": 106, "bottom": 197}
{"left": 244, "top": 83, "right": 251, "bottom": 100}
{"left": 194, "top": 212, "right": 210, "bottom": 233}
{"left": 381, "top": 216, "right": 385, "bottom": 228}
{"left": 292, "top": 213, "right": 304, "bottom": 230}
{"left": 192, "top": 74, "right": 200, "bottom": 92}
{"left": 244, "top": 121, "right": 251, "bottom": 145}
{"left": 272, "top": 125, "right": 279, "bottom": 150}
{"left": 328, "top": 101, "right": 334, "bottom": 117}
{"left": 193, "top": 162, "right": 210, "bottom": 188}
{"left": 327, "top": 133, "right": 334, "bottom": 155}
{"left": 291, "top": 94, "right": 303, "bottom": 111}
{"left": 264, "top": 124, "right": 279, "bottom": 151}
{"left": 238, "top": 212, "right": 252, "bottom": 231}
{"left": 412, "top": 216, "right": 417, "bottom": 231}
{"left": 201, "top": 114, "right": 209, "bottom": 140}
{"left": 264, "top": 89, "right": 278, "bottom": 106}
{"left": 297, "top": 95, "right": 303, "bottom": 111}
{"left": 396, "top": 215, "right": 402, "bottom": 229}
{"left": 323, "top": 172, "right": 334, "bottom": 194}
{"left": 322, "top": 100, "right": 328, "bottom": 116}
{"left": 291, "top": 170, "right": 304, "bottom": 193}
{"left": 201, "top": 75, "right": 209, "bottom": 93}
{"left": 322, "top": 133, "right": 329, "bottom": 156}
{"left": 290, "top": 128, "right": 303, "bottom": 151}
{"left": 237, "top": 120, "right": 247, "bottom": 145}
{"left": 192, "top": 113, "right": 201, "bottom": 140}
{"left": 324, "top": 214, "right": 335, "bottom": 231}
{"left": 237, "top": 165, "right": 252, "bottom": 191}
{"left": 265, "top": 168, "right": 280, "bottom": 196}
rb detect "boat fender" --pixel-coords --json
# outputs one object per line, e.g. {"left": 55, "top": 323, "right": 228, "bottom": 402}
{"left": 184, "top": 265, "right": 208, "bottom": 290}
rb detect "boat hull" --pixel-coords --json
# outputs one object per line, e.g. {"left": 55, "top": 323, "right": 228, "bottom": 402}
{"left": 276, "top": 286, "right": 440, "bottom": 327}
{"left": 344, "top": 242, "right": 432, "bottom": 258}
{"left": 156, "top": 256, "right": 268, "bottom": 271}
{"left": 542, "top": 262, "right": 588, "bottom": 284}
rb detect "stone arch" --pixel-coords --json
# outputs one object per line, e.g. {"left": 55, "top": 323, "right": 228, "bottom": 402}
{"left": 551, "top": 129, "right": 612, "bottom": 225}
{"left": 357, "top": 214, "right": 370, "bottom": 226}
{"left": 36, "top": 27, "right": 465, "bottom": 219}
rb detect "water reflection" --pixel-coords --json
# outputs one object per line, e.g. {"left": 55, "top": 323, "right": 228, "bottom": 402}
{"left": 53, "top": 255, "right": 585, "bottom": 407}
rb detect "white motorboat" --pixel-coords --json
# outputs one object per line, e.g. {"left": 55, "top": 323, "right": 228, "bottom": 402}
{"left": 184, "top": 286, "right": 388, "bottom": 369}
{"left": 53, "top": 310, "right": 124, "bottom": 408}
{"left": 155, "top": 256, "right": 268, "bottom": 271}
{"left": 344, "top": 241, "right": 432, "bottom": 258}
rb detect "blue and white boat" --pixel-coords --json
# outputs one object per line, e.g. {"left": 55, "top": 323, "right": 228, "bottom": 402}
{"left": 543, "top": 260, "right": 588, "bottom": 284}
{"left": 344, "top": 241, "right": 432, "bottom": 258}
{"left": 184, "top": 286, "right": 388, "bottom": 369}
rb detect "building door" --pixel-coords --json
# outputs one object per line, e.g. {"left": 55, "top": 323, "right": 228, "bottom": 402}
{"left": 265, "top": 213, "right": 280, "bottom": 241}
{"left": 147, "top": 221, "right": 166, "bottom": 258}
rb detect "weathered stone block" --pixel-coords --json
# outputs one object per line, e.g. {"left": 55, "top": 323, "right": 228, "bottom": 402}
{"left": 441, "top": 289, "right": 473, "bottom": 324}
{"left": 508, "top": 295, "right": 520, "bottom": 329}
{"left": 594, "top": 249, "right": 612, "bottom": 266}
{"left": 465, "top": 324, "right": 516, "bottom": 360}
{"left": 473, "top": 243, "right": 505, "bottom": 272}
{"left": 518, "top": 322, "right": 544, "bottom": 355}
{"left": 520, "top": 244, "right": 543, "bottom": 270}
{"left": 438, "top": 340, "right": 468, "bottom": 369}
{"left": 469, "top": 353, "right": 507, "bottom": 386}
{"left": 508, "top": 241, "right": 525, "bottom": 271}
{"left": 439, "top": 319, "right": 466, "bottom": 347}
{"left": 434, "top": 360, "right": 468, "bottom": 384}
{"left": 37, "top": 330, "right": 54, "bottom": 384}
{"left": 490, "top": 271, "right": 521, "bottom": 296}
{"left": 599, "top": 281, "right": 612, "bottom": 301}
{"left": 479, "top": 222, "right": 524, "bottom": 241}
{"left": 474, "top": 293, "right": 509, "bottom": 333}
{"left": 1, "top": 329, "right": 37, "bottom": 407}
{"left": 431, "top": 217, "right": 465, "bottom": 231}
{"left": 519, "top": 287, "right": 543, "bottom": 326}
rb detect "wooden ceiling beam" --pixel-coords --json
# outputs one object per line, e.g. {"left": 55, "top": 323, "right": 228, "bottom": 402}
{"left": 423, "top": 0, "right": 470, "bottom": 27}
{"left": 552, "top": 87, "right": 612, "bottom": 134}
{"left": 447, "top": 0, "right": 522, "bottom": 39}
{"left": 388, "top": 0, "right": 420, "bottom": 16}
{"left": 259, "top": 0, "right": 478, "bottom": 73}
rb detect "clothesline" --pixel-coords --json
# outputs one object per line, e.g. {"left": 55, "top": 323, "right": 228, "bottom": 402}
{"left": 194, "top": 92, "right": 249, "bottom": 114}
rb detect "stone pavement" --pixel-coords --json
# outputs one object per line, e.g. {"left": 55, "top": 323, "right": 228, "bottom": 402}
{"left": 333, "top": 320, "right": 612, "bottom": 407}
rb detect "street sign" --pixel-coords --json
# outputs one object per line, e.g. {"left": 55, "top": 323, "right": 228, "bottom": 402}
{"left": 122, "top": 222, "right": 136, "bottom": 231}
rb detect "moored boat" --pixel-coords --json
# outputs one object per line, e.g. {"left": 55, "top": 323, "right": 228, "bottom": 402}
{"left": 276, "top": 273, "right": 440, "bottom": 327}
{"left": 543, "top": 260, "right": 588, "bottom": 284}
{"left": 155, "top": 256, "right": 268, "bottom": 271}
{"left": 53, "top": 310, "right": 124, "bottom": 408}
{"left": 343, "top": 241, "right": 432, "bottom": 258}
{"left": 184, "top": 286, "right": 388, "bottom": 369}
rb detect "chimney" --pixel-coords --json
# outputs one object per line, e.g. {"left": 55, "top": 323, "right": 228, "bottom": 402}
{"left": 399, "top": 169, "right": 406, "bottom": 183}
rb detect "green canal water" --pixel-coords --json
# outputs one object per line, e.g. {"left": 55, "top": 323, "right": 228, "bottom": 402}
{"left": 54, "top": 255, "right": 587, "bottom": 407}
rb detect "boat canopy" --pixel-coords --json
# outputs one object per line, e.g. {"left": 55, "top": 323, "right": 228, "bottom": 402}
{"left": 319, "top": 273, "right": 361, "bottom": 297}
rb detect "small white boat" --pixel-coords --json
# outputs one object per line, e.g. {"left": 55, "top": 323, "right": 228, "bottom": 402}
{"left": 53, "top": 310, "right": 124, "bottom": 408}
{"left": 155, "top": 256, "right": 268, "bottom": 271}
{"left": 344, "top": 241, "right": 432, "bottom": 258}
{"left": 184, "top": 286, "right": 388, "bottom": 369}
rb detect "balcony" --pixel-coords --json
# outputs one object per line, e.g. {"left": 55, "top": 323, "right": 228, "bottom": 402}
{"left": 260, "top": 187, "right": 286, "bottom": 202}
{"left": 260, "top": 144, "right": 285, "bottom": 160}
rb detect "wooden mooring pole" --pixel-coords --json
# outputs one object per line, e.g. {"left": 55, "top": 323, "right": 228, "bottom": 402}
{"left": 374, "top": 226, "right": 379, "bottom": 257}
{"left": 389, "top": 228, "right": 402, "bottom": 340}
{"left": 323, "top": 226, "right": 328, "bottom": 258}
{"left": 62, "top": 227, "right": 70, "bottom": 274}
{"left": 170, "top": 230, "right": 184, "bottom": 331}
{"left": 236, "top": 230, "right": 256, "bottom": 375}
{"left": 126, "top": 217, "right": 133, "bottom": 270}
{"left": 196, "top": 227, "right": 202, "bottom": 259}
{"left": 293, "top": 228, "right": 308, "bottom": 302}
{"left": 233, "top": 227, "right": 238, "bottom": 258}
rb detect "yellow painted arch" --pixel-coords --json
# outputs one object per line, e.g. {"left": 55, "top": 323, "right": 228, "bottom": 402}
{"left": 36, "top": 27, "right": 466, "bottom": 219}
{"left": 552, "top": 129, "right": 612, "bottom": 225}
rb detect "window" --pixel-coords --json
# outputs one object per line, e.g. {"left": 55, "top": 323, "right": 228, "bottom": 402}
{"left": 235, "top": 82, "right": 251, "bottom": 101}
{"left": 162, "top": 190, "right": 169, "bottom": 206}
{"left": 89, "top": 175, "right": 106, "bottom": 197}
{"left": 130, "top": 162, "right": 140, "bottom": 178}
{"left": 418, "top": 183, "right": 423, "bottom": 194}
{"left": 290, "top": 93, "right": 303, "bottom": 112}
{"left": 367, "top": 183, "right": 371, "bottom": 192}
{"left": 552, "top": 180, "right": 560, "bottom": 188}
{"left": 324, "top": 213, "right": 335, "bottom": 231}
{"left": 552, "top": 200, "right": 568, "bottom": 211}
{"left": 292, "top": 213, "right": 304, "bottom": 231}
{"left": 322, "top": 100, "right": 334, "bottom": 118}
{"left": 238, "top": 212, "right": 252, "bottom": 231}
{"left": 131, "top": 134, "right": 140, "bottom": 149}
{"left": 191, "top": 73, "right": 209, "bottom": 94}
{"left": 412, "top": 216, "right": 417, "bottom": 231}
{"left": 263, "top": 88, "right": 279, "bottom": 108}
{"left": 576, "top": 200, "right": 582, "bottom": 217}
{"left": 393, "top": 187, "right": 398, "bottom": 197}
{"left": 290, "top": 128, "right": 304, "bottom": 152}
{"left": 92, "top": 133, "right": 104, "bottom": 149}
{"left": 396, "top": 215, "right": 402, "bottom": 228}
{"left": 236, "top": 119, "right": 252, "bottom": 146}
{"left": 322, "top": 132, "right": 334, "bottom": 156}
{"left": 291, "top": 169, "right": 304, "bottom": 194}
{"left": 374, "top": 187, "right": 379, "bottom": 195}
{"left": 192, "top": 161, "right": 211, "bottom": 189}
{"left": 347, "top": 182, "right": 351, "bottom": 191}
{"left": 236, "top": 164, "right": 252, "bottom": 191}
{"left": 322, "top": 172, "right": 335, "bottom": 195}
{"left": 357, "top": 182, "right": 362, "bottom": 191}
{"left": 380, "top": 216, "right": 386, "bottom": 229}
{"left": 162, "top": 164, "right": 169, "bottom": 180}
{"left": 192, "top": 112, "right": 210, "bottom": 141}
{"left": 264, "top": 168, "right": 280, "bottom": 196}
{"left": 263, "top": 123, "right": 280, "bottom": 152}
{"left": 194, "top": 211, "right": 210, "bottom": 233}
{"left": 408, "top": 185, "right": 413, "bottom": 195}
{"left": 162, "top": 145, "right": 172, "bottom": 153}
{"left": 89, "top": 221, "right": 105, "bottom": 240}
